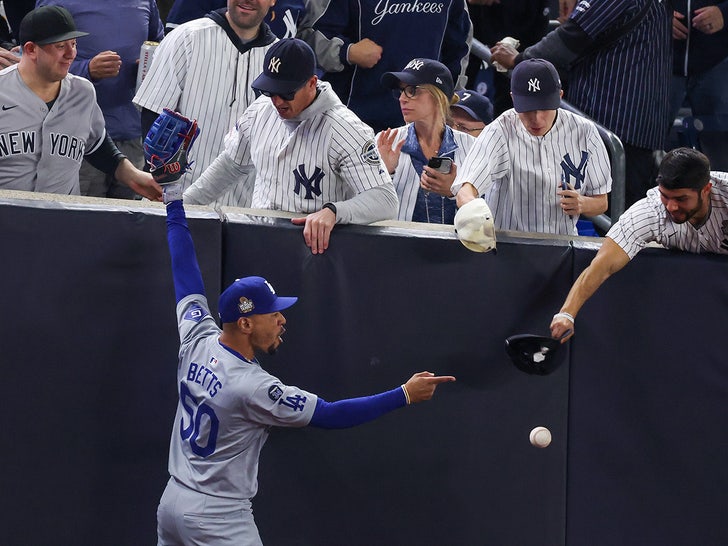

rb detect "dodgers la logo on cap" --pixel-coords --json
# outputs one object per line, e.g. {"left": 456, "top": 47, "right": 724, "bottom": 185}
{"left": 218, "top": 276, "right": 298, "bottom": 323}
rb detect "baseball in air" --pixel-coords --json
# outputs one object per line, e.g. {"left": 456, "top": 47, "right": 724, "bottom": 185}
{"left": 529, "top": 426, "right": 552, "bottom": 448}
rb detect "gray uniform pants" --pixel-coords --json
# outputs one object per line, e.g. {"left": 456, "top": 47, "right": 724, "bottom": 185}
{"left": 157, "top": 477, "right": 263, "bottom": 546}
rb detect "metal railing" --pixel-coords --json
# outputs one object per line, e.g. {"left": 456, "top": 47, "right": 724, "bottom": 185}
{"left": 469, "top": 38, "right": 626, "bottom": 226}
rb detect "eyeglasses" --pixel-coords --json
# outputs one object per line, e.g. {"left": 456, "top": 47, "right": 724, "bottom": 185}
{"left": 392, "top": 85, "right": 423, "bottom": 100}
{"left": 452, "top": 122, "right": 485, "bottom": 134}
{"left": 254, "top": 84, "right": 303, "bottom": 102}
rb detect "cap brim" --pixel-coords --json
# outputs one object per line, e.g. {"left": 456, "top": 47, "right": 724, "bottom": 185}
{"left": 32, "top": 30, "right": 89, "bottom": 46}
{"left": 451, "top": 103, "right": 480, "bottom": 121}
{"left": 252, "top": 73, "right": 306, "bottom": 96}
{"left": 270, "top": 296, "right": 298, "bottom": 312}
{"left": 511, "top": 93, "right": 561, "bottom": 113}
{"left": 381, "top": 71, "right": 421, "bottom": 89}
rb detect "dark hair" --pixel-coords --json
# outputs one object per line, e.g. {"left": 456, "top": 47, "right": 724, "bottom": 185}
{"left": 656, "top": 148, "right": 711, "bottom": 191}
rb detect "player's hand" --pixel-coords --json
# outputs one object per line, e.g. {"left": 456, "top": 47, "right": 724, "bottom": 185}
{"left": 348, "top": 38, "right": 382, "bottom": 68}
{"left": 89, "top": 50, "right": 122, "bottom": 80}
{"left": 403, "top": 372, "right": 456, "bottom": 403}
{"left": 550, "top": 314, "right": 575, "bottom": 344}
{"left": 0, "top": 46, "right": 20, "bottom": 69}
{"left": 672, "top": 11, "right": 689, "bottom": 40}
{"left": 421, "top": 162, "right": 457, "bottom": 198}
{"left": 291, "top": 207, "right": 336, "bottom": 254}
{"left": 692, "top": 6, "right": 724, "bottom": 35}
{"left": 489, "top": 42, "right": 518, "bottom": 70}
{"left": 557, "top": 183, "right": 584, "bottom": 216}
{"left": 376, "top": 128, "right": 404, "bottom": 175}
{"left": 115, "top": 158, "right": 163, "bottom": 201}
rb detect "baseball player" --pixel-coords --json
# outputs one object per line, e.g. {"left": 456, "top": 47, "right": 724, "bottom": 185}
{"left": 0, "top": 6, "right": 160, "bottom": 199}
{"left": 183, "top": 38, "right": 398, "bottom": 254}
{"left": 550, "top": 147, "right": 728, "bottom": 342}
{"left": 133, "top": 0, "right": 278, "bottom": 206}
{"left": 452, "top": 58, "right": 612, "bottom": 235}
{"left": 158, "top": 187, "right": 456, "bottom": 545}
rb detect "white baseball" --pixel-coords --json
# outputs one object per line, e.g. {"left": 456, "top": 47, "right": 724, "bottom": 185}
{"left": 529, "top": 426, "right": 552, "bottom": 448}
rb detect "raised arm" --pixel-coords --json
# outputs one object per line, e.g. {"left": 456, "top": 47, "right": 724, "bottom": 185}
{"left": 165, "top": 199, "right": 205, "bottom": 303}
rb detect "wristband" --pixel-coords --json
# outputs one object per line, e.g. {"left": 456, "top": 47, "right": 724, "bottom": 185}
{"left": 322, "top": 202, "right": 337, "bottom": 217}
{"left": 401, "top": 384, "right": 411, "bottom": 405}
{"left": 553, "top": 312, "right": 574, "bottom": 324}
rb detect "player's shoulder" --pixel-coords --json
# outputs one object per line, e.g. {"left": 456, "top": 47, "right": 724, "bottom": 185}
{"left": 0, "top": 63, "right": 18, "bottom": 77}
{"left": 62, "top": 73, "right": 97, "bottom": 99}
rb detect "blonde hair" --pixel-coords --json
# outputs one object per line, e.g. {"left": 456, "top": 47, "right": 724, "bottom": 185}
{"left": 420, "top": 84, "right": 458, "bottom": 126}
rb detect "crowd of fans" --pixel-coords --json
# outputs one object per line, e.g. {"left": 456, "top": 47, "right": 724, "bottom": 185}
{"left": 1, "top": 1, "right": 726, "bottom": 246}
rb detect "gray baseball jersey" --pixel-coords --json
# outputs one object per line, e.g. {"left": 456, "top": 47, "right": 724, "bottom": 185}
{"left": 378, "top": 124, "right": 474, "bottom": 221}
{"left": 0, "top": 65, "right": 106, "bottom": 194}
{"left": 607, "top": 172, "right": 728, "bottom": 259}
{"left": 185, "top": 81, "right": 396, "bottom": 219}
{"left": 452, "top": 108, "right": 612, "bottom": 235}
{"left": 133, "top": 16, "right": 276, "bottom": 206}
{"left": 169, "top": 293, "right": 317, "bottom": 500}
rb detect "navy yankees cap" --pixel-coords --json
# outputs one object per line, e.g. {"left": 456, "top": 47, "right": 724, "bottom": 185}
{"left": 381, "top": 58, "right": 455, "bottom": 99}
{"left": 252, "top": 38, "right": 316, "bottom": 96}
{"left": 510, "top": 58, "right": 562, "bottom": 113}
{"left": 452, "top": 90, "right": 494, "bottom": 124}
{"left": 218, "top": 276, "right": 297, "bottom": 323}
{"left": 19, "top": 6, "right": 89, "bottom": 46}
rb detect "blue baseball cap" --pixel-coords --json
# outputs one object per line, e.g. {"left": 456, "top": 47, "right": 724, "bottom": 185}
{"left": 218, "top": 276, "right": 297, "bottom": 323}
{"left": 381, "top": 58, "right": 455, "bottom": 98}
{"left": 252, "top": 38, "right": 316, "bottom": 96}
{"left": 452, "top": 90, "right": 494, "bottom": 124}
{"left": 510, "top": 58, "right": 562, "bottom": 113}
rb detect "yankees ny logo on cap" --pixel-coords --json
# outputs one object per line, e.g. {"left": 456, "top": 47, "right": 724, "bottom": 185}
{"left": 381, "top": 58, "right": 455, "bottom": 99}
{"left": 268, "top": 57, "right": 282, "bottom": 73}
{"left": 510, "top": 59, "right": 562, "bottom": 113}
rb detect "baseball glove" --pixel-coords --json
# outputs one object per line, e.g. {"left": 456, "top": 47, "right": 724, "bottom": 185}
{"left": 454, "top": 197, "right": 496, "bottom": 253}
{"left": 144, "top": 108, "right": 200, "bottom": 185}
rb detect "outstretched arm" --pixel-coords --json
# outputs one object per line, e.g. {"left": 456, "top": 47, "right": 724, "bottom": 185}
{"left": 550, "top": 237, "right": 630, "bottom": 342}
{"left": 309, "top": 372, "right": 456, "bottom": 429}
{"left": 165, "top": 200, "right": 205, "bottom": 303}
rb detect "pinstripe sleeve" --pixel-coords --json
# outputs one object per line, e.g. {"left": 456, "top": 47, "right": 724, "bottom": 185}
{"left": 605, "top": 199, "right": 661, "bottom": 259}
{"left": 452, "top": 122, "right": 510, "bottom": 196}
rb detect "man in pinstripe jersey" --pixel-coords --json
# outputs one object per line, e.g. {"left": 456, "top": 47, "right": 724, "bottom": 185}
{"left": 492, "top": 0, "right": 672, "bottom": 209}
{"left": 452, "top": 59, "right": 612, "bottom": 235}
{"left": 183, "top": 39, "right": 398, "bottom": 254}
{"left": 550, "top": 148, "right": 728, "bottom": 342}
{"left": 133, "top": 0, "right": 278, "bottom": 206}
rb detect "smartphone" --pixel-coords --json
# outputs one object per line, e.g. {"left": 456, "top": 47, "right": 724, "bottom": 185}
{"left": 427, "top": 156, "right": 453, "bottom": 174}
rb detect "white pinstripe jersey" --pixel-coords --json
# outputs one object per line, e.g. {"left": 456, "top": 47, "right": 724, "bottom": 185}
{"left": 169, "top": 293, "right": 317, "bottom": 500}
{"left": 0, "top": 65, "right": 106, "bottom": 194}
{"left": 607, "top": 172, "right": 728, "bottom": 259}
{"left": 453, "top": 108, "right": 612, "bottom": 235}
{"left": 218, "top": 81, "right": 392, "bottom": 212}
{"left": 378, "top": 124, "right": 474, "bottom": 222}
{"left": 133, "top": 17, "right": 276, "bottom": 206}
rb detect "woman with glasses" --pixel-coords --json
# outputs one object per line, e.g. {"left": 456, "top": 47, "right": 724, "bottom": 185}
{"left": 377, "top": 58, "right": 474, "bottom": 224}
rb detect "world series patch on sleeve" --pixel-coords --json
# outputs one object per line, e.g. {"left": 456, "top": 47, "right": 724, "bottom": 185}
{"left": 144, "top": 109, "right": 200, "bottom": 185}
